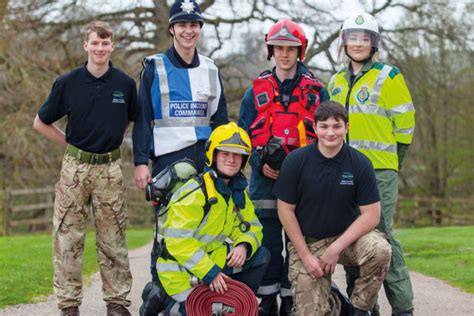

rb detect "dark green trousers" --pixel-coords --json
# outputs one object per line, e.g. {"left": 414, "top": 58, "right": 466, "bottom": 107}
{"left": 345, "top": 169, "right": 414, "bottom": 314}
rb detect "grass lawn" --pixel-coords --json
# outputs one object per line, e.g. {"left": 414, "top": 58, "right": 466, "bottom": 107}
{"left": 396, "top": 225, "right": 474, "bottom": 294}
{"left": 0, "top": 229, "right": 152, "bottom": 308}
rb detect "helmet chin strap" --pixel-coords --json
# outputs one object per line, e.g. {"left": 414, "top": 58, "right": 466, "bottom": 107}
{"left": 216, "top": 169, "right": 233, "bottom": 180}
{"left": 344, "top": 46, "right": 377, "bottom": 64}
{"left": 211, "top": 163, "right": 237, "bottom": 180}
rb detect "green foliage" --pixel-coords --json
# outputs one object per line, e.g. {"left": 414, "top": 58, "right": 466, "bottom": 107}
{"left": 0, "top": 229, "right": 152, "bottom": 308}
{"left": 391, "top": 0, "right": 474, "bottom": 198}
{"left": 397, "top": 226, "right": 474, "bottom": 293}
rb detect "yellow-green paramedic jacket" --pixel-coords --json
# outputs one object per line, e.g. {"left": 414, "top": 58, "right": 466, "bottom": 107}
{"left": 328, "top": 61, "right": 415, "bottom": 170}
{"left": 157, "top": 178, "right": 263, "bottom": 302}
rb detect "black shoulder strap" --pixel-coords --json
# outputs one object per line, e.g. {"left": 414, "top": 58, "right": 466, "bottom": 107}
{"left": 197, "top": 174, "right": 212, "bottom": 220}
{"left": 258, "top": 69, "right": 272, "bottom": 78}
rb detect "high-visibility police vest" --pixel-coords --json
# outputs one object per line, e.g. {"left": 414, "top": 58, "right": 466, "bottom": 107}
{"left": 145, "top": 53, "right": 221, "bottom": 157}
{"left": 328, "top": 62, "right": 415, "bottom": 170}
{"left": 249, "top": 71, "right": 323, "bottom": 150}
{"left": 157, "top": 178, "right": 263, "bottom": 302}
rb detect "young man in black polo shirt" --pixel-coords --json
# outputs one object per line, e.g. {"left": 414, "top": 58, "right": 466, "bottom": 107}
{"left": 274, "top": 101, "right": 391, "bottom": 316}
{"left": 33, "top": 21, "right": 136, "bottom": 316}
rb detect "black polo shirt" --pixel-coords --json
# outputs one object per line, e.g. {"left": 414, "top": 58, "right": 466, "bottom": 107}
{"left": 273, "top": 143, "right": 379, "bottom": 239}
{"left": 38, "top": 62, "right": 138, "bottom": 153}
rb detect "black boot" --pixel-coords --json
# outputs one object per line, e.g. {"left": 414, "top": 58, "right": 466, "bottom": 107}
{"left": 258, "top": 295, "right": 278, "bottom": 316}
{"left": 279, "top": 296, "right": 294, "bottom": 316}
{"left": 330, "top": 282, "right": 352, "bottom": 316}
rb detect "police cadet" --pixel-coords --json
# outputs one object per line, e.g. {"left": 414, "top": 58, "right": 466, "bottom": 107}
{"left": 274, "top": 101, "right": 391, "bottom": 316}
{"left": 33, "top": 21, "right": 136, "bottom": 316}
{"left": 147, "top": 122, "right": 270, "bottom": 315}
{"left": 238, "top": 19, "right": 328, "bottom": 315}
{"left": 328, "top": 12, "right": 416, "bottom": 316}
{"left": 133, "top": 0, "right": 229, "bottom": 190}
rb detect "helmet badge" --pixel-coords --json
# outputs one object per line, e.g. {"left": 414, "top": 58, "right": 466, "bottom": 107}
{"left": 279, "top": 27, "right": 289, "bottom": 37}
{"left": 180, "top": 0, "right": 195, "bottom": 14}
{"left": 355, "top": 15, "right": 365, "bottom": 25}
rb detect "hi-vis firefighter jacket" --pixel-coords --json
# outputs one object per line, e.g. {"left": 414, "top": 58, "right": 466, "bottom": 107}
{"left": 328, "top": 61, "right": 415, "bottom": 170}
{"left": 157, "top": 177, "right": 263, "bottom": 302}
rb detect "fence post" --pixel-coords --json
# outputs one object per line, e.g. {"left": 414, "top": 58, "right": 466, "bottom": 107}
{"left": 3, "top": 188, "right": 11, "bottom": 236}
{"left": 46, "top": 186, "right": 54, "bottom": 229}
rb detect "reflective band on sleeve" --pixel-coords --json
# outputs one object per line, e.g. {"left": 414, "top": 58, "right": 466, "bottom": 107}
{"left": 215, "top": 234, "right": 228, "bottom": 242}
{"left": 165, "top": 228, "right": 195, "bottom": 238}
{"left": 350, "top": 140, "right": 397, "bottom": 153}
{"left": 246, "top": 231, "right": 260, "bottom": 247}
{"left": 252, "top": 199, "right": 277, "bottom": 209}
{"left": 172, "top": 288, "right": 193, "bottom": 303}
{"left": 157, "top": 263, "right": 184, "bottom": 273}
{"left": 183, "top": 249, "right": 207, "bottom": 271}
{"left": 197, "top": 234, "right": 215, "bottom": 243}
{"left": 395, "top": 127, "right": 415, "bottom": 135}
{"left": 369, "top": 65, "right": 392, "bottom": 106}
{"left": 249, "top": 220, "right": 262, "bottom": 228}
{"left": 388, "top": 102, "right": 415, "bottom": 116}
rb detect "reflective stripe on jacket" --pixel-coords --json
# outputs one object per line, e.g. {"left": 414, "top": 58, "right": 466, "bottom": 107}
{"left": 157, "top": 178, "right": 263, "bottom": 301}
{"left": 328, "top": 62, "right": 415, "bottom": 170}
{"left": 145, "top": 53, "right": 221, "bottom": 156}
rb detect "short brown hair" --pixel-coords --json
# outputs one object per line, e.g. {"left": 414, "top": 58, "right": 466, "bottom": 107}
{"left": 84, "top": 21, "right": 114, "bottom": 41}
{"left": 314, "top": 101, "right": 348, "bottom": 124}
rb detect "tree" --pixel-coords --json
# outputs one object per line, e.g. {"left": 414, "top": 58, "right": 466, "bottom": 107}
{"left": 385, "top": 0, "right": 474, "bottom": 198}
{"left": 0, "top": 0, "right": 459, "bottom": 190}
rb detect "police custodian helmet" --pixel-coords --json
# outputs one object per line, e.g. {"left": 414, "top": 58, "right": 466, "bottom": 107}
{"left": 168, "top": 0, "right": 204, "bottom": 27}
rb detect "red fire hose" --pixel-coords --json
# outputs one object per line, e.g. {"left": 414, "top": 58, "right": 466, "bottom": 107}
{"left": 185, "top": 278, "right": 258, "bottom": 316}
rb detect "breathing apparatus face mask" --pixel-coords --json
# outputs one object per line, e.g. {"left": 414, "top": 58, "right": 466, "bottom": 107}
{"left": 145, "top": 158, "right": 198, "bottom": 205}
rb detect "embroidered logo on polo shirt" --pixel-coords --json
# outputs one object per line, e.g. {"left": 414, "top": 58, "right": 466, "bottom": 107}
{"left": 340, "top": 172, "right": 354, "bottom": 185}
{"left": 112, "top": 91, "right": 125, "bottom": 104}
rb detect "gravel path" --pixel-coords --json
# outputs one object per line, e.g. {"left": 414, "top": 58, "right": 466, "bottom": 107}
{"left": 1, "top": 242, "right": 473, "bottom": 315}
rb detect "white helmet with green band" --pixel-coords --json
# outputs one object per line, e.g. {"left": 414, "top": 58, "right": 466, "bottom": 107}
{"left": 341, "top": 12, "right": 381, "bottom": 60}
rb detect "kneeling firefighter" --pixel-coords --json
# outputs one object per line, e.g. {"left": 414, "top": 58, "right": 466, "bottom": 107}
{"left": 140, "top": 122, "right": 270, "bottom": 315}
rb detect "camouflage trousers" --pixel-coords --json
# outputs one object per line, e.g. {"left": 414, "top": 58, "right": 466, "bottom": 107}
{"left": 53, "top": 154, "right": 132, "bottom": 309}
{"left": 288, "top": 230, "right": 391, "bottom": 315}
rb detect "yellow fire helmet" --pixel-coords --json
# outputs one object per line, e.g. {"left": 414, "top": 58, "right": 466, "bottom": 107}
{"left": 205, "top": 122, "right": 252, "bottom": 170}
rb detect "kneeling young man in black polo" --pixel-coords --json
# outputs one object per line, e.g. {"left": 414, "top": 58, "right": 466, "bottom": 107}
{"left": 274, "top": 101, "right": 391, "bottom": 316}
